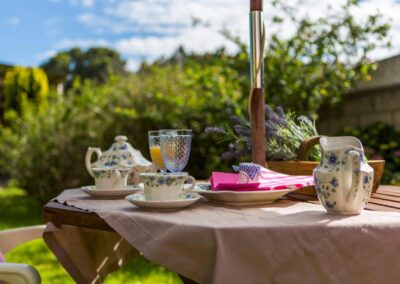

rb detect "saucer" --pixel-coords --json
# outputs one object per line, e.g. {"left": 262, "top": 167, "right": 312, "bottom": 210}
{"left": 125, "top": 193, "right": 200, "bottom": 210}
{"left": 81, "top": 185, "right": 141, "bottom": 198}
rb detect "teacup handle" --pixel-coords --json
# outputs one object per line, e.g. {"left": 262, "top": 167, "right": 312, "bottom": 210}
{"left": 85, "top": 147, "right": 102, "bottom": 178}
{"left": 183, "top": 176, "right": 196, "bottom": 195}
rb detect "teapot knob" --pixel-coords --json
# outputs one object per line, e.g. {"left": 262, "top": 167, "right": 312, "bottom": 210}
{"left": 115, "top": 135, "right": 128, "bottom": 143}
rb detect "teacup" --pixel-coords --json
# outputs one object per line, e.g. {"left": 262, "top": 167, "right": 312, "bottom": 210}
{"left": 140, "top": 172, "right": 196, "bottom": 201}
{"left": 92, "top": 168, "right": 130, "bottom": 189}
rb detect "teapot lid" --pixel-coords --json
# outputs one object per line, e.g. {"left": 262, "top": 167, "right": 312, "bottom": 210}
{"left": 91, "top": 135, "right": 136, "bottom": 169}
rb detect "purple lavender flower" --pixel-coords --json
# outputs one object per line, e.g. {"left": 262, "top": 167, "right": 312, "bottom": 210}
{"left": 298, "top": 115, "right": 311, "bottom": 124}
{"left": 230, "top": 115, "right": 246, "bottom": 126}
{"left": 265, "top": 121, "right": 277, "bottom": 132}
{"left": 205, "top": 126, "right": 227, "bottom": 135}
{"left": 221, "top": 150, "right": 236, "bottom": 160}
{"left": 264, "top": 104, "right": 274, "bottom": 120}
{"left": 233, "top": 125, "right": 251, "bottom": 137}
{"left": 275, "top": 106, "right": 285, "bottom": 118}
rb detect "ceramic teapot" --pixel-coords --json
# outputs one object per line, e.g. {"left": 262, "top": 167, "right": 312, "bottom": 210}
{"left": 313, "top": 136, "right": 374, "bottom": 215}
{"left": 85, "top": 135, "right": 157, "bottom": 185}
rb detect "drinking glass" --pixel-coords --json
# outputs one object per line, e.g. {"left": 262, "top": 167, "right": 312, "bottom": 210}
{"left": 148, "top": 130, "right": 167, "bottom": 171}
{"left": 160, "top": 129, "right": 192, "bottom": 172}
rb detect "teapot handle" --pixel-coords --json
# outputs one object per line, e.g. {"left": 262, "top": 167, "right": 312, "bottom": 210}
{"left": 346, "top": 149, "right": 362, "bottom": 201}
{"left": 85, "top": 147, "right": 102, "bottom": 178}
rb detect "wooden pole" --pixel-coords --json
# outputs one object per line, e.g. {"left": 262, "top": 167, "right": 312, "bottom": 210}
{"left": 249, "top": 0, "right": 266, "bottom": 166}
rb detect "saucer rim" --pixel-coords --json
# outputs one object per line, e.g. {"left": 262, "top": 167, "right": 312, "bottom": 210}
{"left": 126, "top": 193, "right": 200, "bottom": 203}
{"left": 81, "top": 185, "right": 142, "bottom": 191}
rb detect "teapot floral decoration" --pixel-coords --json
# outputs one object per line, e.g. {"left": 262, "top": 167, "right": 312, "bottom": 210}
{"left": 85, "top": 135, "right": 157, "bottom": 185}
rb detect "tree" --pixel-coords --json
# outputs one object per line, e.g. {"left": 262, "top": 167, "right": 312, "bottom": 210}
{"left": 157, "top": 0, "right": 390, "bottom": 117}
{"left": 262, "top": 0, "right": 391, "bottom": 116}
{"left": 41, "top": 47, "right": 126, "bottom": 91}
{"left": 2, "top": 66, "right": 49, "bottom": 114}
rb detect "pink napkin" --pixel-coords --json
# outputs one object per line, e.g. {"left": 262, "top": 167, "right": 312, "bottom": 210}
{"left": 210, "top": 169, "right": 314, "bottom": 191}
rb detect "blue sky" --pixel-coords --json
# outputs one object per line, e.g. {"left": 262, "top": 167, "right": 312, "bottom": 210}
{"left": 1, "top": 0, "right": 400, "bottom": 71}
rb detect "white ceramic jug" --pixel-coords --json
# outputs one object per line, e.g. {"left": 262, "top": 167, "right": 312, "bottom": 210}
{"left": 313, "top": 136, "right": 374, "bottom": 215}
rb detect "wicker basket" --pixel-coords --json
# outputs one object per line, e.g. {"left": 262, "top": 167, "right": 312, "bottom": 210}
{"left": 267, "top": 136, "right": 385, "bottom": 196}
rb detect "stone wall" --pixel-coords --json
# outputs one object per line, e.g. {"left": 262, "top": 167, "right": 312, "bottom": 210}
{"left": 317, "top": 54, "right": 400, "bottom": 134}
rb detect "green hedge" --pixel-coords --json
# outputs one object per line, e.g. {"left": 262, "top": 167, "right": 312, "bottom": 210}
{"left": 339, "top": 122, "right": 400, "bottom": 184}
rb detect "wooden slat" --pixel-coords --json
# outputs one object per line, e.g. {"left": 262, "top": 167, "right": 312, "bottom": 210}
{"left": 371, "top": 193, "right": 400, "bottom": 202}
{"left": 43, "top": 201, "right": 113, "bottom": 231}
{"left": 365, "top": 202, "right": 400, "bottom": 212}
{"left": 377, "top": 186, "right": 400, "bottom": 197}
{"left": 367, "top": 197, "right": 400, "bottom": 210}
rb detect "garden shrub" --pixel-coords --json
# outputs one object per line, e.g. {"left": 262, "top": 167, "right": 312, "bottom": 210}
{"left": 0, "top": 64, "right": 243, "bottom": 203}
{"left": 2, "top": 66, "right": 49, "bottom": 114}
{"left": 339, "top": 122, "right": 400, "bottom": 184}
{"left": 0, "top": 81, "right": 115, "bottom": 203}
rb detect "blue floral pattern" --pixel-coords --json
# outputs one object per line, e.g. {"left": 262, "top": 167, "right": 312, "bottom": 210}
{"left": 87, "top": 135, "right": 157, "bottom": 185}
{"left": 141, "top": 173, "right": 187, "bottom": 187}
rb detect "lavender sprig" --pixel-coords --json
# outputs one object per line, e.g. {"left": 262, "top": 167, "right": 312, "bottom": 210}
{"left": 205, "top": 104, "right": 321, "bottom": 161}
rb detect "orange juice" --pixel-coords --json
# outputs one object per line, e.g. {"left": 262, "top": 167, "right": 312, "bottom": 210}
{"left": 150, "top": 146, "right": 165, "bottom": 170}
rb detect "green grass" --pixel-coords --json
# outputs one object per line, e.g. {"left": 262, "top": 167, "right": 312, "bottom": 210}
{"left": 1, "top": 186, "right": 182, "bottom": 283}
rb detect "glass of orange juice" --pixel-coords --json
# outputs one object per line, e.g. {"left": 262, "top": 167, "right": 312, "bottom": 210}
{"left": 148, "top": 130, "right": 167, "bottom": 171}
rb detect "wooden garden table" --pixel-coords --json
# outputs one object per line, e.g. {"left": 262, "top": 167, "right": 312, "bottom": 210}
{"left": 42, "top": 185, "right": 400, "bottom": 284}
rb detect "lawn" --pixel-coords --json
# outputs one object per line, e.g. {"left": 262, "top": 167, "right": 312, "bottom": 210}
{"left": 1, "top": 186, "right": 182, "bottom": 283}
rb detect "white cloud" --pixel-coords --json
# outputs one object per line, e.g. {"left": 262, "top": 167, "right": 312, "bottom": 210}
{"left": 115, "top": 26, "right": 238, "bottom": 61}
{"left": 5, "top": 16, "right": 21, "bottom": 26}
{"left": 35, "top": 49, "right": 57, "bottom": 62}
{"left": 126, "top": 59, "right": 142, "bottom": 72}
{"left": 82, "top": 0, "right": 94, "bottom": 8}
{"left": 56, "top": 38, "right": 109, "bottom": 49}
{"left": 68, "top": 0, "right": 94, "bottom": 7}
{"left": 57, "top": 0, "right": 400, "bottom": 68}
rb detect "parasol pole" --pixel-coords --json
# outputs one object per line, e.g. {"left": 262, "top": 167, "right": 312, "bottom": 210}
{"left": 249, "top": 0, "right": 266, "bottom": 166}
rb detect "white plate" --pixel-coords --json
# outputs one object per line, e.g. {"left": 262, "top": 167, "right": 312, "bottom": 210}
{"left": 81, "top": 185, "right": 141, "bottom": 198}
{"left": 193, "top": 183, "right": 296, "bottom": 206}
{"left": 126, "top": 193, "right": 200, "bottom": 210}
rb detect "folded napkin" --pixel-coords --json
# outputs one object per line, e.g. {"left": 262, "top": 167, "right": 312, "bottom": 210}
{"left": 210, "top": 164, "right": 314, "bottom": 191}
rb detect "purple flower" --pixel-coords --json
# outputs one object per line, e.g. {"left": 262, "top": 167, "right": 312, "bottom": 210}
{"left": 395, "top": 150, "right": 400, "bottom": 158}
{"left": 205, "top": 126, "right": 227, "bottom": 135}
{"left": 275, "top": 106, "right": 285, "bottom": 118}
{"left": 330, "top": 177, "right": 339, "bottom": 187}
{"left": 328, "top": 154, "right": 338, "bottom": 165}
{"left": 230, "top": 115, "right": 246, "bottom": 126}
{"left": 233, "top": 125, "right": 252, "bottom": 137}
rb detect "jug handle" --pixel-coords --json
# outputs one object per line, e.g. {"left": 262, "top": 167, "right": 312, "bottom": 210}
{"left": 85, "top": 147, "right": 102, "bottom": 178}
{"left": 346, "top": 149, "right": 362, "bottom": 201}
